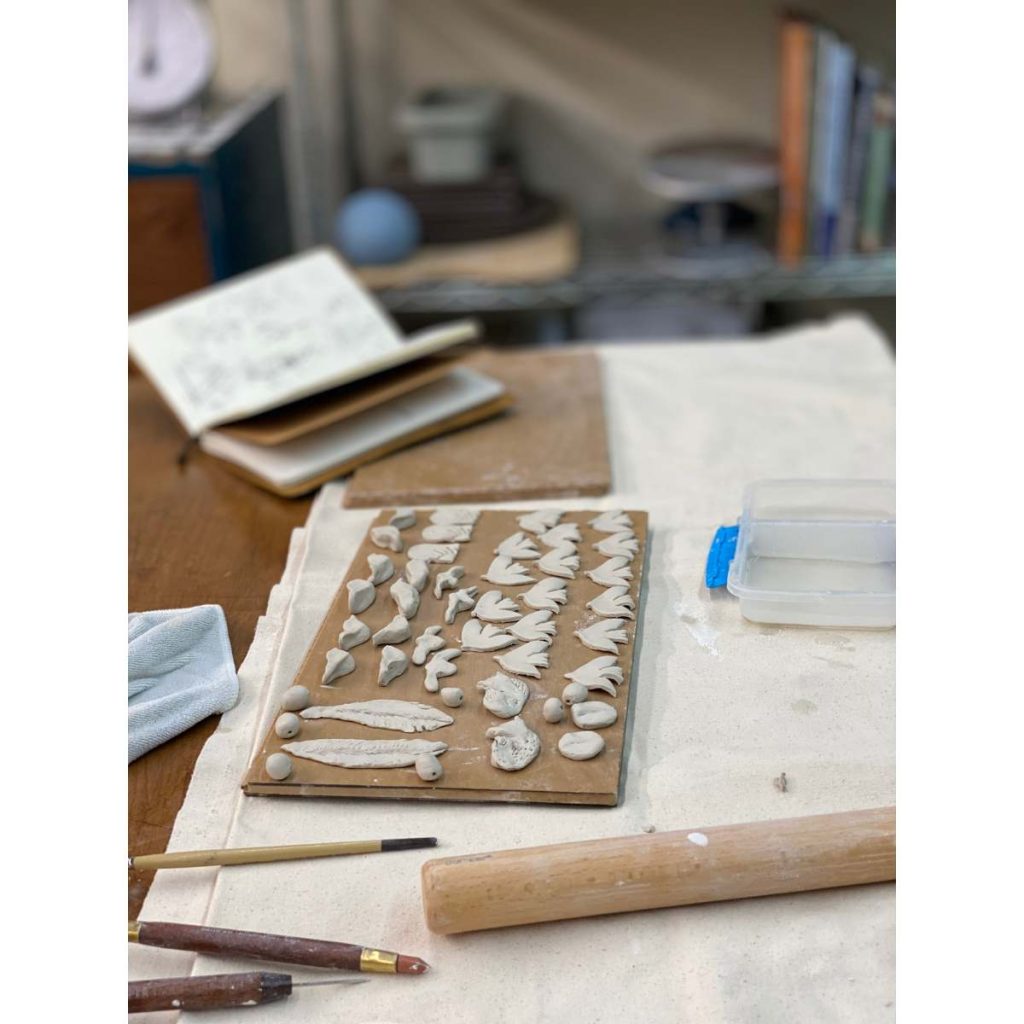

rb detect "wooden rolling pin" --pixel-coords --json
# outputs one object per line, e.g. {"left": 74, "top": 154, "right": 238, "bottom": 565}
{"left": 421, "top": 807, "right": 895, "bottom": 934}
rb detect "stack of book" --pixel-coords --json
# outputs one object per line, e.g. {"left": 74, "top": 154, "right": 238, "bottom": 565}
{"left": 777, "top": 15, "right": 895, "bottom": 265}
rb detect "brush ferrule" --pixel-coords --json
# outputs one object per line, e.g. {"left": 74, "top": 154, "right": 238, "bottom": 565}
{"left": 359, "top": 948, "right": 398, "bottom": 973}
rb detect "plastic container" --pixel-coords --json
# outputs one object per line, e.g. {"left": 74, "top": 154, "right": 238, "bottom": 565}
{"left": 398, "top": 87, "right": 504, "bottom": 183}
{"left": 726, "top": 479, "right": 895, "bottom": 628}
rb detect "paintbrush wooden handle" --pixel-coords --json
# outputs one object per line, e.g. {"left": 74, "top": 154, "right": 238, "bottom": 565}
{"left": 128, "top": 972, "right": 292, "bottom": 1012}
{"left": 421, "top": 806, "right": 896, "bottom": 934}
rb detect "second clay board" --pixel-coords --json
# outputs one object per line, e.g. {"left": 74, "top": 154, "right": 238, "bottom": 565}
{"left": 243, "top": 508, "right": 648, "bottom": 805}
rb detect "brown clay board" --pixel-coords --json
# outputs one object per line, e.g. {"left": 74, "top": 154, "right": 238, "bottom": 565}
{"left": 243, "top": 508, "right": 648, "bottom": 806}
{"left": 343, "top": 350, "right": 611, "bottom": 507}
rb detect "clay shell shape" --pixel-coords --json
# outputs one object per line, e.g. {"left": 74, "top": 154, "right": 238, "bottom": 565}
{"left": 347, "top": 579, "right": 376, "bottom": 614}
{"left": 373, "top": 614, "right": 412, "bottom": 646}
{"left": 486, "top": 716, "right": 541, "bottom": 772}
{"left": 322, "top": 648, "right": 355, "bottom": 684}
{"left": 377, "top": 645, "right": 409, "bottom": 686}
{"left": 571, "top": 700, "right": 618, "bottom": 729}
{"left": 390, "top": 579, "right": 421, "bottom": 619}
{"left": 338, "top": 615, "right": 371, "bottom": 650}
{"left": 366, "top": 553, "right": 395, "bottom": 585}
{"left": 476, "top": 672, "right": 530, "bottom": 718}
{"left": 389, "top": 508, "right": 417, "bottom": 530}
{"left": 558, "top": 731, "right": 605, "bottom": 761}
{"left": 405, "top": 559, "right": 430, "bottom": 593}
{"left": 370, "top": 525, "right": 404, "bottom": 553}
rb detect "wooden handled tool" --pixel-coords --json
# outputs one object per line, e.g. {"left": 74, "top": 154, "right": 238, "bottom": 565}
{"left": 421, "top": 806, "right": 895, "bottom": 934}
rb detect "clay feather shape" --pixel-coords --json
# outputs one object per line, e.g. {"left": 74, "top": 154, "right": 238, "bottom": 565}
{"left": 494, "top": 639, "right": 551, "bottom": 678}
{"left": 301, "top": 699, "right": 453, "bottom": 732}
{"left": 481, "top": 556, "right": 536, "bottom": 586}
{"left": 338, "top": 615, "right": 371, "bottom": 650}
{"left": 593, "top": 531, "right": 639, "bottom": 559}
{"left": 564, "top": 655, "right": 623, "bottom": 696}
{"left": 538, "top": 522, "right": 582, "bottom": 547}
{"left": 519, "top": 577, "right": 567, "bottom": 612}
{"left": 460, "top": 618, "right": 517, "bottom": 652}
{"left": 476, "top": 672, "right": 529, "bottom": 718}
{"left": 444, "top": 586, "right": 478, "bottom": 624}
{"left": 432, "top": 565, "right": 465, "bottom": 599}
{"left": 412, "top": 625, "right": 445, "bottom": 665}
{"left": 510, "top": 608, "right": 556, "bottom": 642}
{"left": 486, "top": 716, "right": 540, "bottom": 771}
{"left": 370, "top": 525, "right": 404, "bottom": 553}
{"left": 367, "top": 553, "right": 395, "bottom": 585}
{"left": 408, "top": 543, "right": 460, "bottom": 564}
{"left": 283, "top": 737, "right": 446, "bottom": 769}
{"left": 586, "top": 586, "right": 635, "bottom": 619}
{"left": 423, "top": 524, "right": 473, "bottom": 543}
{"left": 575, "top": 618, "right": 630, "bottom": 655}
{"left": 493, "top": 531, "right": 541, "bottom": 560}
{"left": 429, "top": 508, "right": 479, "bottom": 526}
{"left": 517, "top": 509, "right": 563, "bottom": 535}
{"left": 538, "top": 542, "right": 579, "bottom": 580}
{"left": 322, "top": 648, "right": 355, "bottom": 684}
{"left": 589, "top": 510, "right": 634, "bottom": 533}
{"left": 424, "top": 648, "right": 461, "bottom": 692}
{"left": 585, "top": 556, "right": 633, "bottom": 587}
{"left": 390, "top": 579, "right": 420, "bottom": 619}
{"left": 473, "top": 590, "right": 522, "bottom": 624}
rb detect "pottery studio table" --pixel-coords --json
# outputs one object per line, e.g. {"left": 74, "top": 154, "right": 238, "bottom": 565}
{"left": 128, "top": 315, "right": 895, "bottom": 1023}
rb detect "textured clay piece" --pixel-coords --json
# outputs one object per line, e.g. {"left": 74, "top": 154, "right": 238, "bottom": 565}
{"left": 424, "top": 648, "right": 462, "bottom": 693}
{"left": 265, "top": 752, "right": 293, "bottom": 780}
{"left": 575, "top": 618, "right": 629, "bottom": 655}
{"left": 408, "top": 543, "right": 460, "bottom": 564}
{"left": 589, "top": 510, "right": 634, "bottom": 533}
{"left": 538, "top": 542, "right": 580, "bottom": 580}
{"left": 389, "top": 508, "right": 416, "bottom": 530}
{"left": 558, "top": 731, "right": 605, "bottom": 760}
{"left": 283, "top": 738, "right": 446, "bottom": 769}
{"left": 322, "top": 648, "right": 355, "bottom": 684}
{"left": 586, "top": 586, "right": 635, "bottom": 619}
{"left": 473, "top": 590, "right": 522, "bottom": 624}
{"left": 519, "top": 577, "right": 568, "bottom": 612}
{"left": 493, "top": 531, "right": 540, "bottom": 560}
{"left": 486, "top": 716, "right": 541, "bottom": 771}
{"left": 390, "top": 579, "right": 421, "bottom": 619}
{"left": 571, "top": 700, "right": 618, "bottom": 729}
{"left": 542, "top": 697, "right": 565, "bottom": 723}
{"left": 510, "top": 608, "right": 557, "bottom": 642}
{"left": 517, "top": 509, "right": 563, "bottom": 534}
{"left": 377, "top": 645, "right": 409, "bottom": 686}
{"left": 482, "top": 556, "right": 536, "bottom": 586}
{"left": 370, "top": 525, "right": 404, "bottom": 553}
{"left": 347, "top": 579, "right": 376, "bottom": 614}
{"left": 275, "top": 712, "right": 301, "bottom": 739}
{"left": 538, "top": 522, "right": 582, "bottom": 547}
{"left": 440, "top": 687, "right": 464, "bottom": 708}
{"left": 373, "top": 614, "right": 411, "bottom": 646}
{"left": 476, "top": 672, "right": 530, "bottom": 718}
{"left": 301, "top": 699, "right": 453, "bottom": 733}
{"left": 281, "top": 685, "right": 311, "bottom": 712}
{"left": 444, "top": 586, "right": 479, "bottom": 624}
{"left": 430, "top": 508, "right": 479, "bottom": 526}
{"left": 367, "top": 553, "right": 395, "bottom": 585}
{"left": 564, "top": 655, "right": 623, "bottom": 696}
{"left": 585, "top": 556, "right": 633, "bottom": 587}
{"left": 415, "top": 753, "right": 444, "bottom": 781}
{"left": 432, "top": 565, "right": 465, "bottom": 599}
{"left": 412, "top": 625, "right": 445, "bottom": 665}
{"left": 494, "top": 639, "right": 551, "bottom": 679}
{"left": 339, "top": 615, "right": 371, "bottom": 650}
{"left": 460, "top": 618, "right": 517, "bottom": 652}
{"left": 594, "top": 531, "right": 639, "bottom": 559}
{"left": 562, "top": 681, "right": 589, "bottom": 705}
{"left": 423, "top": 523, "right": 473, "bottom": 543}
{"left": 405, "top": 558, "right": 430, "bottom": 593}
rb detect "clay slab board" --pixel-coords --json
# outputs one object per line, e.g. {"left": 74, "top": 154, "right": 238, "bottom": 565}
{"left": 243, "top": 509, "right": 647, "bottom": 806}
{"left": 343, "top": 351, "right": 611, "bottom": 507}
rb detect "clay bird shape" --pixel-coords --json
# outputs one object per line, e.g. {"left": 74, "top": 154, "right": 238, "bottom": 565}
{"left": 585, "top": 556, "right": 633, "bottom": 587}
{"left": 494, "top": 531, "right": 541, "bottom": 560}
{"left": 538, "top": 542, "right": 579, "bottom": 580}
{"left": 538, "top": 522, "right": 582, "bottom": 547}
{"left": 517, "top": 509, "right": 563, "bottom": 535}
{"left": 589, "top": 510, "right": 633, "bottom": 534}
{"left": 460, "top": 618, "right": 517, "bottom": 652}
{"left": 510, "top": 608, "right": 557, "bottom": 642}
{"left": 494, "top": 639, "right": 551, "bottom": 679}
{"left": 564, "top": 655, "right": 624, "bottom": 696}
{"left": 473, "top": 590, "right": 522, "bottom": 624}
{"left": 575, "top": 618, "right": 629, "bottom": 655}
{"left": 586, "top": 586, "right": 635, "bottom": 619}
{"left": 482, "top": 555, "right": 536, "bottom": 586}
{"left": 519, "top": 577, "right": 568, "bottom": 612}
{"left": 593, "top": 531, "right": 639, "bottom": 560}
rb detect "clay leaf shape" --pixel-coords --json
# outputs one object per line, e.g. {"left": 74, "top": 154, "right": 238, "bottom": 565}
{"left": 517, "top": 509, "right": 563, "bottom": 535}
{"left": 586, "top": 586, "right": 635, "bottom": 619}
{"left": 575, "top": 618, "right": 629, "bottom": 655}
{"left": 494, "top": 639, "right": 551, "bottom": 678}
{"left": 423, "top": 524, "right": 473, "bottom": 543}
{"left": 538, "top": 542, "right": 580, "bottom": 580}
{"left": 482, "top": 556, "right": 536, "bottom": 586}
{"left": 389, "top": 508, "right": 416, "bottom": 530}
{"left": 347, "top": 579, "right": 376, "bottom": 614}
{"left": 486, "top": 716, "right": 540, "bottom": 771}
{"left": 338, "top": 615, "right": 371, "bottom": 650}
{"left": 510, "top": 608, "right": 556, "bottom": 642}
{"left": 367, "top": 553, "right": 395, "bottom": 585}
{"left": 538, "top": 522, "right": 582, "bottom": 547}
{"left": 473, "top": 590, "right": 522, "bottom": 624}
{"left": 444, "top": 586, "right": 478, "bottom": 625}
{"left": 432, "top": 565, "right": 465, "bottom": 599}
{"left": 412, "top": 625, "right": 445, "bottom": 665}
{"left": 390, "top": 579, "right": 420, "bottom": 619}
{"left": 593, "top": 531, "right": 639, "bottom": 560}
{"left": 520, "top": 577, "right": 568, "bottom": 612}
{"left": 322, "top": 648, "right": 355, "bottom": 684}
{"left": 283, "top": 738, "right": 446, "bottom": 769}
{"left": 408, "top": 543, "right": 460, "bottom": 564}
{"left": 424, "top": 648, "right": 462, "bottom": 693}
{"left": 589, "top": 510, "right": 634, "bottom": 534}
{"left": 585, "top": 556, "right": 633, "bottom": 587}
{"left": 476, "top": 672, "right": 529, "bottom": 718}
{"left": 373, "top": 614, "right": 411, "bottom": 646}
{"left": 494, "top": 531, "right": 541, "bottom": 560}
{"left": 377, "top": 645, "right": 409, "bottom": 686}
{"left": 430, "top": 508, "right": 479, "bottom": 526}
{"left": 301, "top": 700, "right": 453, "bottom": 733}
{"left": 370, "top": 525, "right": 404, "bottom": 553}
{"left": 564, "top": 655, "right": 623, "bottom": 696}
{"left": 460, "top": 618, "right": 517, "bottom": 652}
{"left": 405, "top": 559, "right": 430, "bottom": 593}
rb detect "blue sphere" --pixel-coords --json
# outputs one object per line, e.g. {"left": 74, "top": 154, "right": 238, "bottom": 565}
{"left": 334, "top": 189, "right": 421, "bottom": 265}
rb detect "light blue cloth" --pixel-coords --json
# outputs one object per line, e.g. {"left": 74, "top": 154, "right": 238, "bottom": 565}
{"left": 128, "top": 605, "right": 239, "bottom": 762}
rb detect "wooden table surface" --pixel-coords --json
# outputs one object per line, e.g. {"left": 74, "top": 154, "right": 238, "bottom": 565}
{"left": 128, "top": 374, "right": 312, "bottom": 919}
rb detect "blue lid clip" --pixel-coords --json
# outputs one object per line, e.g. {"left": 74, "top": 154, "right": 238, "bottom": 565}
{"left": 705, "top": 525, "right": 739, "bottom": 589}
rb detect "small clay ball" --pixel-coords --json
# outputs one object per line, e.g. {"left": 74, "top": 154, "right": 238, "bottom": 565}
{"left": 266, "top": 752, "right": 293, "bottom": 780}
{"left": 281, "top": 685, "right": 310, "bottom": 712}
{"left": 415, "top": 753, "right": 443, "bottom": 782}
{"left": 275, "top": 712, "right": 301, "bottom": 739}
{"left": 542, "top": 697, "right": 565, "bottom": 723}
{"left": 440, "top": 687, "right": 464, "bottom": 708}
{"left": 562, "top": 682, "right": 588, "bottom": 706}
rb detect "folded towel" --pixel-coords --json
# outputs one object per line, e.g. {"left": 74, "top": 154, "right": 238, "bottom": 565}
{"left": 128, "top": 605, "right": 239, "bottom": 762}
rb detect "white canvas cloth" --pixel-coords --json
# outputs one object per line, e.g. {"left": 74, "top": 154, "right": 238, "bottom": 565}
{"left": 129, "top": 315, "right": 896, "bottom": 1023}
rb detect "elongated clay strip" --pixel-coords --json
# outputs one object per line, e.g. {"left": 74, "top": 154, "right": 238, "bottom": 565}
{"left": 347, "top": 579, "right": 375, "bottom": 614}
{"left": 517, "top": 509, "right": 563, "bottom": 534}
{"left": 322, "top": 648, "right": 355, "bottom": 684}
{"left": 486, "top": 716, "right": 540, "bottom": 771}
{"left": 409, "top": 543, "right": 460, "bottom": 564}
{"left": 519, "top": 577, "right": 567, "bottom": 612}
{"left": 473, "top": 590, "right": 522, "bottom": 624}
{"left": 390, "top": 579, "right": 420, "bottom": 619}
{"left": 571, "top": 700, "right": 618, "bottom": 729}
{"left": 538, "top": 522, "right": 582, "bottom": 547}
{"left": 493, "top": 531, "right": 540, "bottom": 560}
{"left": 338, "top": 615, "right": 371, "bottom": 650}
{"left": 389, "top": 508, "right": 416, "bottom": 530}
{"left": 432, "top": 565, "right": 465, "bottom": 599}
{"left": 424, "top": 649, "right": 461, "bottom": 693}
{"left": 481, "top": 556, "right": 536, "bottom": 586}
{"left": 558, "top": 731, "right": 605, "bottom": 760}
{"left": 423, "top": 524, "right": 473, "bottom": 543}
{"left": 593, "top": 531, "right": 639, "bottom": 559}
{"left": 575, "top": 618, "right": 629, "bottom": 655}
{"left": 589, "top": 510, "right": 634, "bottom": 533}
{"left": 475, "top": 672, "right": 529, "bottom": 718}
{"left": 430, "top": 508, "right": 479, "bottom": 526}
{"left": 412, "top": 625, "right": 445, "bottom": 665}
{"left": 494, "top": 639, "right": 551, "bottom": 679}
{"left": 510, "top": 609, "right": 556, "bottom": 642}
{"left": 538, "top": 542, "right": 579, "bottom": 580}
{"left": 377, "top": 645, "right": 409, "bottom": 686}
{"left": 301, "top": 700, "right": 453, "bottom": 733}
{"left": 366, "top": 553, "right": 395, "bottom": 585}
{"left": 405, "top": 559, "right": 430, "bottom": 593}
{"left": 283, "top": 737, "right": 446, "bottom": 769}
{"left": 445, "top": 586, "right": 478, "bottom": 625}
{"left": 586, "top": 586, "right": 635, "bottom": 619}
{"left": 564, "top": 655, "right": 623, "bottom": 696}
{"left": 373, "top": 614, "right": 411, "bottom": 647}
{"left": 370, "top": 525, "right": 404, "bottom": 553}
{"left": 460, "top": 618, "right": 517, "bottom": 652}
{"left": 585, "top": 556, "right": 633, "bottom": 587}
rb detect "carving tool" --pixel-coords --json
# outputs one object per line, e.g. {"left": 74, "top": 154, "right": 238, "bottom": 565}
{"left": 128, "top": 971, "right": 367, "bottom": 1013}
{"left": 421, "top": 806, "right": 895, "bottom": 934}
{"left": 129, "top": 836, "right": 436, "bottom": 870}
{"left": 129, "top": 921, "right": 430, "bottom": 974}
